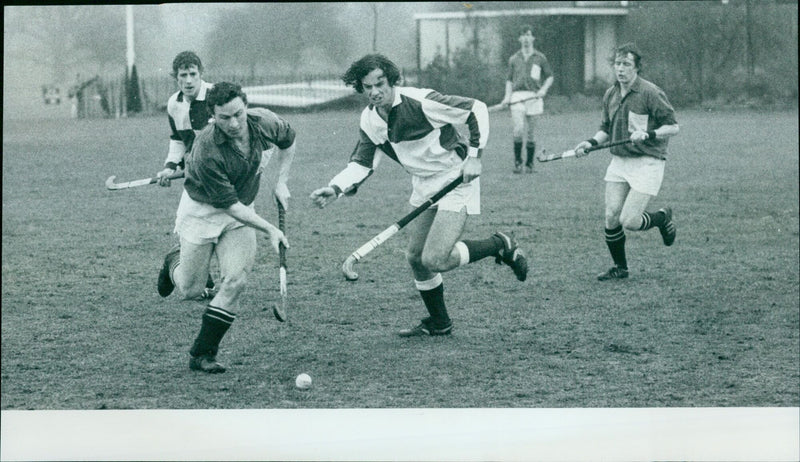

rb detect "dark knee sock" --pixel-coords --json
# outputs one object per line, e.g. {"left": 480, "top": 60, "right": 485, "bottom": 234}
{"left": 461, "top": 235, "right": 504, "bottom": 262}
{"left": 417, "top": 278, "right": 450, "bottom": 326}
{"left": 513, "top": 141, "right": 523, "bottom": 165}
{"left": 526, "top": 143, "right": 536, "bottom": 166}
{"left": 206, "top": 275, "right": 215, "bottom": 288}
{"left": 605, "top": 226, "right": 628, "bottom": 270}
{"left": 190, "top": 305, "right": 236, "bottom": 357}
{"left": 638, "top": 210, "right": 667, "bottom": 231}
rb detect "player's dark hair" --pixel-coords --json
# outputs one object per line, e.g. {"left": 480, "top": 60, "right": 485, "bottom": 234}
{"left": 171, "top": 51, "right": 203, "bottom": 78}
{"left": 206, "top": 82, "right": 248, "bottom": 110}
{"left": 613, "top": 42, "right": 643, "bottom": 71}
{"left": 519, "top": 25, "right": 534, "bottom": 37}
{"left": 342, "top": 54, "right": 402, "bottom": 93}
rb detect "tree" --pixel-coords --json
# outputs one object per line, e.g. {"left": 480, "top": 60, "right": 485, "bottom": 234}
{"left": 126, "top": 64, "right": 142, "bottom": 113}
{"left": 205, "top": 4, "right": 351, "bottom": 75}
{"left": 5, "top": 5, "right": 165, "bottom": 81}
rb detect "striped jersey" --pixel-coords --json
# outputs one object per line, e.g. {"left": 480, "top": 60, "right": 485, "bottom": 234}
{"left": 329, "top": 86, "right": 489, "bottom": 195}
{"left": 164, "top": 80, "right": 214, "bottom": 169}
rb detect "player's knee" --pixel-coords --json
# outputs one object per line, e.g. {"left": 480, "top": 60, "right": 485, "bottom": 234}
{"left": 620, "top": 213, "right": 642, "bottom": 231}
{"left": 221, "top": 270, "right": 249, "bottom": 293}
{"left": 180, "top": 279, "right": 208, "bottom": 300}
{"left": 406, "top": 250, "right": 425, "bottom": 270}
{"left": 604, "top": 209, "right": 622, "bottom": 227}
{"left": 420, "top": 249, "right": 449, "bottom": 272}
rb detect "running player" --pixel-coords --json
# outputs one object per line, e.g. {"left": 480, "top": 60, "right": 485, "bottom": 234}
{"left": 155, "top": 51, "right": 214, "bottom": 187}
{"left": 310, "top": 54, "right": 528, "bottom": 337}
{"left": 572, "top": 43, "right": 679, "bottom": 281}
{"left": 156, "top": 82, "right": 294, "bottom": 373}
{"left": 155, "top": 51, "right": 217, "bottom": 298}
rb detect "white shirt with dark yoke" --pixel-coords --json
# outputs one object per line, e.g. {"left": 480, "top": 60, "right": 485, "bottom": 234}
{"left": 329, "top": 86, "right": 489, "bottom": 195}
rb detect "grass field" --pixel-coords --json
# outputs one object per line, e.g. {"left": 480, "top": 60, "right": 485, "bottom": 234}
{"left": 2, "top": 107, "right": 798, "bottom": 410}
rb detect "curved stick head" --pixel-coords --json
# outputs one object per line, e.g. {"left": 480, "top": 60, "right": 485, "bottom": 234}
{"left": 341, "top": 256, "right": 359, "bottom": 281}
{"left": 105, "top": 175, "right": 117, "bottom": 189}
{"left": 273, "top": 302, "right": 286, "bottom": 322}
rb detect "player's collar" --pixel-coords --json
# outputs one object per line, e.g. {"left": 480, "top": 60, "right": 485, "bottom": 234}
{"left": 615, "top": 75, "right": 641, "bottom": 94}
{"left": 178, "top": 80, "right": 209, "bottom": 103}
{"left": 368, "top": 87, "right": 403, "bottom": 112}
{"left": 391, "top": 86, "right": 404, "bottom": 107}
{"left": 196, "top": 81, "right": 210, "bottom": 101}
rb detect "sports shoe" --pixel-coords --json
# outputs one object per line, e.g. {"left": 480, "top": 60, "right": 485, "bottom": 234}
{"left": 196, "top": 275, "right": 217, "bottom": 300}
{"left": 658, "top": 207, "right": 676, "bottom": 246}
{"left": 198, "top": 287, "right": 218, "bottom": 300}
{"left": 398, "top": 318, "right": 453, "bottom": 337}
{"left": 189, "top": 354, "right": 226, "bottom": 373}
{"left": 597, "top": 266, "right": 629, "bottom": 281}
{"left": 494, "top": 232, "right": 528, "bottom": 281}
{"left": 513, "top": 164, "right": 523, "bottom": 174}
{"left": 525, "top": 165, "right": 534, "bottom": 174}
{"left": 157, "top": 244, "right": 181, "bottom": 297}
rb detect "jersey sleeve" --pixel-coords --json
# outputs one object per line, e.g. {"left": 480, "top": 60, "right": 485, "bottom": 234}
{"left": 599, "top": 87, "right": 615, "bottom": 134}
{"left": 540, "top": 56, "right": 554, "bottom": 82}
{"left": 165, "top": 114, "right": 187, "bottom": 167}
{"left": 648, "top": 86, "right": 677, "bottom": 128}
{"left": 422, "top": 90, "right": 489, "bottom": 151}
{"left": 328, "top": 128, "right": 380, "bottom": 196}
{"left": 249, "top": 108, "right": 296, "bottom": 149}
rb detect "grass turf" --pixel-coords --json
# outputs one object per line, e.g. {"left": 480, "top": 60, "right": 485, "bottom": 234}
{"left": 2, "top": 108, "right": 798, "bottom": 409}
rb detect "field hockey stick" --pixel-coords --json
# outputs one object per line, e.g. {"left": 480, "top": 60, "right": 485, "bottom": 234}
{"left": 537, "top": 139, "right": 632, "bottom": 163}
{"left": 341, "top": 176, "right": 464, "bottom": 281}
{"left": 105, "top": 170, "right": 185, "bottom": 190}
{"left": 272, "top": 199, "right": 288, "bottom": 322}
{"left": 488, "top": 94, "right": 542, "bottom": 113}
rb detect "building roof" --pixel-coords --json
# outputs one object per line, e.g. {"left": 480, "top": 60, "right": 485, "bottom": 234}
{"left": 414, "top": 7, "right": 628, "bottom": 20}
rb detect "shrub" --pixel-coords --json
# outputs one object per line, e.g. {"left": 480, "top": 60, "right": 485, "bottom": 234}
{"left": 419, "top": 47, "right": 505, "bottom": 104}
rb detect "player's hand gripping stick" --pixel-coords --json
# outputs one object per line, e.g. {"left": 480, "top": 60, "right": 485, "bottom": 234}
{"left": 537, "top": 139, "right": 632, "bottom": 163}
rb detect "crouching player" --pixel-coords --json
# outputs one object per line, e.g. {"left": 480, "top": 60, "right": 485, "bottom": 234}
{"left": 157, "top": 82, "right": 294, "bottom": 373}
{"left": 310, "top": 54, "right": 528, "bottom": 338}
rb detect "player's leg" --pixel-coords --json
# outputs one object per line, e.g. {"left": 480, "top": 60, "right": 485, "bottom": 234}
{"left": 511, "top": 106, "right": 526, "bottom": 173}
{"left": 188, "top": 225, "right": 256, "bottom": 373}
{"left": 158, "top": 237, "right": 215, "bottom": 300}
{"left": 619, "top": 189, "right": 654, "bottom": 231}
{"left": 420, "top": 208, "right": 468, "bottom": 273}
{"left": 436, "top": 177, "right": 528, "bottom": 281}
{"left": 619, "top": 189, "right": 675, "bottom": 243}
{"left": 159, "top": 192, "right": 220, "bottom": 299}
{"left": 400, "top": 208, "right": 453, "bottom": 336}
{"left": 598, "top": 181, "right": 631, "bottom": 280}
{"left": 620, "top": 158, "right": 675, "bottom": 246}
{"left": 524, "top": 114, "right": 537, "bottom": 172}
{"left": 173, "top": 239, "right": 215, "bottom": 299}
{"left": 207, "top": 225, "right": 256, "bottom": 311}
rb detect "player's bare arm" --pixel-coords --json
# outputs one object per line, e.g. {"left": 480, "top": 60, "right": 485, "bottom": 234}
{"left": 223, "top": 202, "right": 288, "bottom": 253}
{"left": 272, "top": 142, "right": 296, "bottom": 209}
{"left": 536, "top": 76, "right": 554, "bottom": 98}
